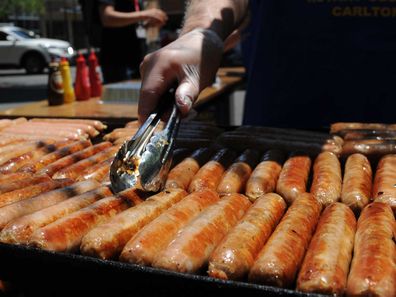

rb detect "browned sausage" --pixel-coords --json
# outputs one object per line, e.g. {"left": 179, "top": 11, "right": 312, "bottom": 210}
{"left": 51, "top": 146, "right": 118, "bottom": 180}
{"left": 80, "top": 189, "right": 187, "bottom": 260}
{"left": 276, "top": 153, "right": 311, "bottom": 205}
{"left": 297, "top": 203, "right": 356, "bottom": 296}
{"left": 76, "top": 158, "right": 113, "bottom": 182}
{"left": 0, "top": 180, "right": 100, "bottom": 230}
{"left": 120, "top": 189, "right": 220, "bottom": 266}
{"left": 0, "top": 141, "right": 54, "bottom": 165}
{"left": 0, "top": 178, "right": 73, "bottom": 208}
{"left": 30, "top": 118, "right": 107, "bottom": 131}
{"left": 0, "top": 141, "right": 72, "bottom": 173}
{"left": 208, "top": 193, "right": 286, "bottom": 280}
{"left": 0, "top": 186, "right": 112, "bottom": 244}
{"left": 24, "top": 121, "right": 99, "bottom": 138}
{"left": 341, "top": 139, "right": 396, "bottom": 156}
{"left": 1, "top": 124, "right": 87, "bottom": 140}
{"left": 217, "top": 149, "right": 260, "bottom": 195}
{"left": 29, "top": 194, "right": 134, "bottom": 252}
{"left": 310, "top": 152, "right": 342, "bottom": 207}
{"left": 153, "top": 193, "right": 251, "bottom": 274}
{"left": 0, "top": 174, "right": 51, "bottom": 194}
{"left": 330, "top": 122, "right": 389, "bottom": 134}
{"left": 341, "top": 154, "right": 372, "bottom": 214}
{"left": 346, "top": 202, "right": 396, "bottom": 297}
{"left": 372, "top": 154, "right": 396, "bottom": 213}
{"left": 245, "top": 150, "right": 284, "bottom": 202}
{"left": 165, "top": 148, "right": 212, "bottom": 190}
{"left": 188, "top": 149, "right": 236, "bottom": 193}
{"left": 18, "top": 140, "right": 92, "bottom": 173}
{"left": 37, "top": 142, "right": 112, "bottom": 177}
{"left": 248, "top": 193, "right": 322, "bottom": 288}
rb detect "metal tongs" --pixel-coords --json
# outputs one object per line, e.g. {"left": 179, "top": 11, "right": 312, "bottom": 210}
{"left": 110, "top": 89, "right": 180, "bottom": 193}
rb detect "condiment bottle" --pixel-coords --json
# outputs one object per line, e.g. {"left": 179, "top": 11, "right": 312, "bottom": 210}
{"left": 47, "top": 58, "right": 64, "bottom": 106}
{"left": 88, "top": 49, "right": 103, "bottom": 98}
{"left": 74, "top": 52, "right": 91, "bottom": 101}
{"left": 59, "top": 57, "right": 75, "bottom": 103}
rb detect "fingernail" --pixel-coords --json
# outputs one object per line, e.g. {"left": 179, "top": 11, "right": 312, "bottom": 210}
{"left": 176, "top": 95, "right": 193, "bottom": 110}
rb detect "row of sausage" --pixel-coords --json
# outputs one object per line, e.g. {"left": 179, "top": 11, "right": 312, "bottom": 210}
{"left": 0, "top": 183, "right": 393, "bottom": 297}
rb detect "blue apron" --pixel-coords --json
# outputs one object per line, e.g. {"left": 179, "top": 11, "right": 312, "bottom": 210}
{"left": 242, "top": 0, "right": 396, "bottom": 128}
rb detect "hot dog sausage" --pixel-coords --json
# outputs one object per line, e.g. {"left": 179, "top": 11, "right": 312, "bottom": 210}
{"left": 373, "top": 154, "right": 396, "bottom": 212}
{"left": 51, "top": 146, "right": 118, "bottom": 180}
{"left": 245, "top": 150, "right": 284, "bottom": 201}
{"left": 80, "top": 189, "right": 187, "bottom": 260}
{"left": 30, "top": 118, "right": 107, "bottom": 131}
{"left": 188, "top": 149, "right": 236, "bottom": 193}
{"left": 120, "top": 189, "right": 219, "bottom": 266}
{"left": 310, "top": 152, "right": 342, "bottom": 207}
{"left": 217, "top": 149, "right": 260, "bottom": 195}
{"left": 248, "top": 193, "right": 322, "bottom": 288}
{"left": 153, "top": 193, "right": 251, "bottom": 274}
{"left": 346, "top": 202, "right": 396, "bottom": 297}
{"left": 0, "top": 186, "right": 112, "bottom": 244}
{"left": 276, "top": 153, "right": 311, "bottom": 205}
{"left": 76, "top": 158, "right": 113, "bottom": 182}
{"left": 0, "top": 174, "right": 51, "bottom": 194}
{"left": 341, "top": 154, "right": 372, "bottom": 214}
{"left": 0, "top": 178, "right": 73, "bottom": 208}
{"left": 297, "top": 203, "right": 356, "bottom": 296}
{"left": 18, "top": 140, "right": 92, "bottom": 173}
{"left": 165, "top": 148, "right": 212, "bottom": 190}
{"left": 208, "top": 193, "right": 286, "bottom": 280}
{"left": 37, "top": 142, "right": 112, "bottom": 177}
{"left": 29, "top": 194, "right": 133, "bottom": 252}
{"left": 0, "top": 180, "right": 100, "bottom": 230}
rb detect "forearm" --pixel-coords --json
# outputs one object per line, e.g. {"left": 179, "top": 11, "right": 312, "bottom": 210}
{"left": 180, "top": 0, "right": 249, "bottom": 40}
{"left": 99, "top": 5, "right": 146, "bottom": 28}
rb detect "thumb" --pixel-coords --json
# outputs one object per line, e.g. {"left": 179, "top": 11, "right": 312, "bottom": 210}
{"left": 175, "top": 66, "right": 200, "bottom": 116}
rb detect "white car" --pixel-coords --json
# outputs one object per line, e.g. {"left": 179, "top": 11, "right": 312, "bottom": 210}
{"left": 0, "top": 25, "right": 75, "bottom": 74}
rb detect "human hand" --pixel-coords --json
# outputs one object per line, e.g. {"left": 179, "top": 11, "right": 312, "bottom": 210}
{"left": 138, "top": 28, "right": 224, "bottom": 123}
{"left": 142, "top": 8, "right": 168, "bottom": 27}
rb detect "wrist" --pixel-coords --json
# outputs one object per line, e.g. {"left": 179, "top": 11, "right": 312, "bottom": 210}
{"left": 180, "top": 28, "right": 224, "bottom": 52}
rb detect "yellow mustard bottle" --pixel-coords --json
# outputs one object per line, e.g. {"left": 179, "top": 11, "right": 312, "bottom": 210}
{"left": 59, "top": 57, "right": 75, "bottom": 103}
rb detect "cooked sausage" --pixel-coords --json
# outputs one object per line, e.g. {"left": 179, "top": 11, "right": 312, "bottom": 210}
{"left": 341, "top": 139, "right": 396, "bottom": 156}
{"left": 341, "top": 154, "right": 372, "bottom": 214}
{"left": 29, "top": 194, "right": 132, "bottom": 252}
{"left": 0, "top": 174, "right": 51, "bottom": 194}
{"left": 52, "top": 146, "right": 118, "bottom": 180}
{"left": 0, "top": 186, "right": 112, "bottom": 245}
{"left": 246, "top": 150, "right": 284, "bottom": 202}
{"left": 330, "top": 122, "right": 389, "bottom": 134}
{"left": 80, "top": 189, "right": 187, "bottom": 260}
{"left": 0, "top": 141, "right": 54, "bottom": 165}
{"left": 217, "top": 149, "right": 260, "bottom": 195}
{"left": 208, "top": 193, "right": 286, "bottom": 280}
{"left": 0, "top": 133, "right": 65, "bottom": 142}
{"left": 188, "top": 149, "right": 236, "bottom": 193}
{"left": 153, "top": 193, "right": 251, "bottom": 274}
{"left": 310, "top": 152, "right": 342, "bottom": 207}
{"left": 120, "top": 189, "right": 220, "bottom": 266}
{"left": 30, "top": 118, "right": 107, "bottom": 131}
{"left": 297, "top": 203, "right": 356, "bottom": 296}
{"left": 37, "top": 142, "right": 112, "bottom": 177}
{"left": 0, "top": 141, "right": 72, "bottom": 173}
{"left": 0, "top": 172, "right": 33, "bottom": 183}
{"left": 1, "top": 125, "right": 87, "bottom": 140}
{"left": 0, "top": 180, "right": 100, "bottom": 230}
{"left": 248, "top": 193, "right": 322, "bottom": 288}
{"left": 24, "top": 121, "right": 99, "bottom": 138}
{"left": 76, "top": 158, "right": 113, "bottom": 182}
{"left": 276, "top": 153, "right": 311, "bottom": 205}
{"left": 0, "top": 178, "right": 73, "bottom": 208}
{"left": 346, "top": 202, "right": 396, "bottom": 297}
{"left": 165, "top": 148, "right": 212, "bottom": 190}
{"left": 373, "top": 154, "right": 396, "bottom": 213}
{"left": 18, "top": 140, "right": 92, "bottom": 173}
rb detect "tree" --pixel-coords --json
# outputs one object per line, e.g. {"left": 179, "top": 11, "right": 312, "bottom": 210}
{"left": 0, "top": 0, "right": 44, "bottom": 19}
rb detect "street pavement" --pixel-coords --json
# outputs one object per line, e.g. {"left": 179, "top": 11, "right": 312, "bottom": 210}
{"left": 0, "top": 67, "right": 76, "bottom": 110}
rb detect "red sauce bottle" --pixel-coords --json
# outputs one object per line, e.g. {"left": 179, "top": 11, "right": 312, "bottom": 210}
{"left": 88, "top": 49, "right": 103, "bottom": 98}
{"left": 74, "top": 52, "right": 91, "bottom": 101}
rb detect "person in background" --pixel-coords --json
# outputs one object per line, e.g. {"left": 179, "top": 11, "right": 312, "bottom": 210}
{"left": 138, "top": 1, "right": 396, "bottom": 129}
{"left": 97, "top": 0, "right": 168, "bottom": 83}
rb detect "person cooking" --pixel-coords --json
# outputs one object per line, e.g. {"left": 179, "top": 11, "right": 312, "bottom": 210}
{"left": 138, "top": 0, "right": 396, "bottom": 129}
{"left": 96, "top": 0, "right": 168, "bottom": 83}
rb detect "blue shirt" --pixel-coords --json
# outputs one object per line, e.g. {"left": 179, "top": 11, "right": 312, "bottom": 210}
{"left": 242, "top": 0, "right": 396, "bottom": 128}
